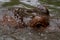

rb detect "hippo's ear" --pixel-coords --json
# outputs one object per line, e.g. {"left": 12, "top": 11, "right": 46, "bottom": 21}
{"left": 44, "top": 5, "right": 49, "bottom": 15}
{"left": 46, "top": 8, "right": 49, "bottom": 15}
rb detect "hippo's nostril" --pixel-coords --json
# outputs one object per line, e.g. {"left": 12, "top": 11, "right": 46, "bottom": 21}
{"left": 35, "top": 23, "right": 44, "bottom": 28}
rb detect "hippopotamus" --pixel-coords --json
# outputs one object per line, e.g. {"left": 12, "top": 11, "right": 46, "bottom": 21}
{"left": 13, "top": 5, "right": 49, "bottom": 31}
{"left": 29, "top": 5, "right": 50, "bottom": 32}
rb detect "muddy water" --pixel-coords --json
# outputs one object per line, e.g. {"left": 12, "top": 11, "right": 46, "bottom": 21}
{"left": 0, "top": 0, "right": 60, "bottom": 40}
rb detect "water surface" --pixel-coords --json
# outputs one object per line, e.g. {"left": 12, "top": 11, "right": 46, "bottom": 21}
{"left": 0, "top": 0, "right": 60, "bottom": 40}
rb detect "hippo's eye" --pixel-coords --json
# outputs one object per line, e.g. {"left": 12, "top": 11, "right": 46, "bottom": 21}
{"left": 35, "top": 23, "right": 44, "bottom": 28}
